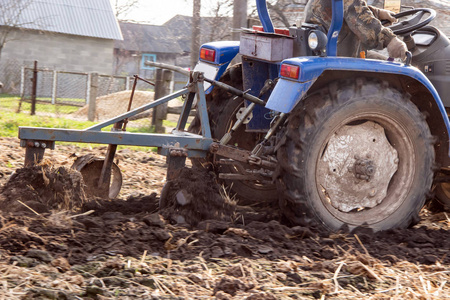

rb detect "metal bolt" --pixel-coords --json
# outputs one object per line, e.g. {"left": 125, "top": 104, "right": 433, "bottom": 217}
{"left": 41, "top": 143, "right": 46, "bottom": 148}
{"left": 34, "top": 142, "right": 40, "bottom": 148}
{"left": 210, "top": 143, "right": 219, "bottom": 153}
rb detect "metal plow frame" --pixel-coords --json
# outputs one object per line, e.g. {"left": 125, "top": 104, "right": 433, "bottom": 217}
{"left": 19, "top": 72, "right": 214, "bottom": 196}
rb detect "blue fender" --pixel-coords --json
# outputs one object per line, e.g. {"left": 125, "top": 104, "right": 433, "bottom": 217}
{"left": 265, "top": 56, "right": 450, "bottom": 155}
{"left": 197, "top": 41, "right": 240, "bottom": 93}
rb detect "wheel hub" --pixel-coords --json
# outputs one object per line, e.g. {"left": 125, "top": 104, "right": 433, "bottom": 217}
{"left": 317, "top": 121, "right": 398, "bottom": 212}
{"left": 353, "top": 157, "right": 375, "bottom": 181}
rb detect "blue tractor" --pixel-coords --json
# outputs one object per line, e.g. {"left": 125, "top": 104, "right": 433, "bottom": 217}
{"left": 18, "top": 0, "right": 450, "bottom": 232}
{"left": 190, "top": 0, "right": 450, "bottom": 231}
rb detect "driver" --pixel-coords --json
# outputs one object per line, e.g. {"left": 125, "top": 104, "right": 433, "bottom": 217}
{"left": 305, "top": 0, "right": 407, "bottom": 60}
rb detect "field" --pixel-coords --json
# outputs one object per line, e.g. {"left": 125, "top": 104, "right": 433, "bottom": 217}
{"left": 0, "top": 135, "right": 449, "bottom": 299}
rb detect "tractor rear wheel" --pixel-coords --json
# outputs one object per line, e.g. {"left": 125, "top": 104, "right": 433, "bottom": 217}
{"left": 189, "top": 64, "right": 277, "bottom": 204}
{"left": 276, "top": 79, "right": 435, "bottom": 231}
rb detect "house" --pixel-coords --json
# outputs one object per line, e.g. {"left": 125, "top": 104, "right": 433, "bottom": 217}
{"left": 114, "top": 16, "right": 232, "bottom": 90}
{"left": 113, "top": 22, "right": 185, "bottom": 79}
{"left": 0, "top": 0, "right": 122, "bottom": 92}
{"left": 114, "top": 15, "right": 232, "bottom": 78}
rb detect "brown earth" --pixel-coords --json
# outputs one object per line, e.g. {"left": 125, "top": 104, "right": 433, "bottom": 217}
{"left": 0, "top": 137, "right": 449, "bottom": 299}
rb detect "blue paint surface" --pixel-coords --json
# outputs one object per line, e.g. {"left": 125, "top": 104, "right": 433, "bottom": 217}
{"left": 199, "top": 41, "right": 240, "bottom": 65}
{"left": 265, "top": 56, "right": 450, "bottom": 155}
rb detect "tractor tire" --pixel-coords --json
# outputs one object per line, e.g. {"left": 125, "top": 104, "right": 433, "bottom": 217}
{"left": 189, "top": 64, "right": 277, "bottom": 204}
{"left": 276, "top": 79, "right": 435, "bottom": 231}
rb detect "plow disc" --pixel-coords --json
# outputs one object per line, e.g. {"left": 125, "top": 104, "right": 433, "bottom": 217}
{"left": 72, "top": 154, "right": 122, "bottom": 199}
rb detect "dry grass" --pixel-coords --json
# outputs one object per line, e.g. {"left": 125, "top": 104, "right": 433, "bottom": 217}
{"left": 0, "top": 216, "right": 448, "bottom": 299}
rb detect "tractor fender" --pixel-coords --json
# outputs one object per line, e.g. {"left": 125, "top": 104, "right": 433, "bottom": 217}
{"left": 266, "top": 56, "right": 450, "bottom": 158}
{"left": 196, "top": 41, "right": 240, "bottom": 93}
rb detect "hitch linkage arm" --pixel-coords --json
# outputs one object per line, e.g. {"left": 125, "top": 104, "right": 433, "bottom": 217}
{"left": 202, "top": 76, "right": 266, "bottom": 107}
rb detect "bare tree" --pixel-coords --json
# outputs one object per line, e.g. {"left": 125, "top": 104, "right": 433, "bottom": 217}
{"left": 267, "top": 0, "right": 291, "bottom": 28}
{"left": 233, "top": 0, "right": 247, "bottom": 40}
{"left": 0, "top": 0, "right": 42, "bottom": 59}
{"left": 207, "top": 0, "right": 233, "bottom": 41}
{"left": 112, "top": 0, "right": 140, "bottom": 20}
{"left": 248, "top": 0, "right": 306, "bottom": 29}
{"left": 190, "top": 0, "right": 201, "bottom": 69}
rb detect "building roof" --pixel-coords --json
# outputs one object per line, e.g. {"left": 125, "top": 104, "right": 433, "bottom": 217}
{"left": 0, "top": 0, "right": 122, "bottom": 40}
{"left": 115, "top": 22, "right": 183, "bottom": 54}
{"left": 163, "top": 15, "right": 232, "bottom": 53}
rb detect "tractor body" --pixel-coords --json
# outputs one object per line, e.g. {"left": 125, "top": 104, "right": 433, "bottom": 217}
{"left": 191, "top": 0, "right": 450, "bottom": 229}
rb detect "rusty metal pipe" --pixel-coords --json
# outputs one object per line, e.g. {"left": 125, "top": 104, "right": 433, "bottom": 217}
{"left": 203, "top": 77, "right": 266, "bottom": 106}
{"left": 144, "top": 61, "right": 190, "bottom": 77}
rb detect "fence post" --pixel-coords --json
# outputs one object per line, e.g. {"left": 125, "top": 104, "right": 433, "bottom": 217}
{"left": 30, "top": 61, "right": 38, "bottom": 116}
{"left": 88, "top": 72, "right": 98, "bottom": 122}
{"left": 126, "top": 76, "right": 130, "bottom": 90}
{"left": 152, "top": 69, "right": 173, "bottom": 133}
{"left": 51, "top": 70, "right": 57, "bottom": 105}
{"left": 20, "top": 66, "right": 25, "bottom": 97}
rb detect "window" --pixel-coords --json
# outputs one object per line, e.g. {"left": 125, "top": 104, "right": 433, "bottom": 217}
{"left": 141, "top": 54, "right": 156, "bottom": 70}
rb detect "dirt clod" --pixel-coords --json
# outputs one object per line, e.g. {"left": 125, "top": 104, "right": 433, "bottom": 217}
{"left": 0, "top": 163, "right": 86, "bottom": 214}
{"left": 159, "top": 167, "right": 236, "bottom": 226}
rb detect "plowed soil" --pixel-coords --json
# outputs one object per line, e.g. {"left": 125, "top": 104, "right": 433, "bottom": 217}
{"left": 0, "top": 137, "right": 449, "bottom": 299}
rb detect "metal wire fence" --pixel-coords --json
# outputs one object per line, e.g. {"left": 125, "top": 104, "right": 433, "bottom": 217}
{"left": 0, "top": 61, "right": 190, "bottom": 133}
{"left": 17, "top": 66, "right": 132, "bottom": 116}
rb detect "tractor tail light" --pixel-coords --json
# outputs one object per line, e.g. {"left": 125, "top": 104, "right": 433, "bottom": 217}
{"left": 280, "top": 64, "right": 300, "bottom": 79}
{"left": 200, "top": 48, "right": 216, "bottom": 62}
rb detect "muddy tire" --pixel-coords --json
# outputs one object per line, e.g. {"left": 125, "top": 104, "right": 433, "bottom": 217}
{"left": 189, "top": 64, "right": 277, "bottom": 204}
{"left": 276, "top": 79, "right": 435, "bottom": 231}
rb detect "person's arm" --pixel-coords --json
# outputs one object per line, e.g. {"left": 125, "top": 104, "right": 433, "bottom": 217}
{"left": 368, "top": 6, "right": 397, "bottom": 23}
{"left": 344, "top": 0, "right": 396, "bottom": 50}
{"left": 345, "top": 0, "right": 407, "bottom": 59}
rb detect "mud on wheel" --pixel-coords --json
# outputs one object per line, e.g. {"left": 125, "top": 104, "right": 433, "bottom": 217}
{"left": 189, "top": 64, "right": 277, "bottom": 204}
{"left": 276, "top": 79, "right": 435, "bottom": 231}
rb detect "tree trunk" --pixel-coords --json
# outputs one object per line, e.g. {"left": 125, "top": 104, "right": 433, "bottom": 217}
{"left": 232, "top": 0, "right": 247, "bottom": 41}
{"left": 190, "top": 0, "right": 201, "bottom": 69}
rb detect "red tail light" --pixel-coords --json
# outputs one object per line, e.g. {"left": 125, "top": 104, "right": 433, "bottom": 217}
{"left": 280, "top": 64, "right": 300, "bottom": 79}
{"left": 200, "top": 48, "right": 216, "bottom": 62}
